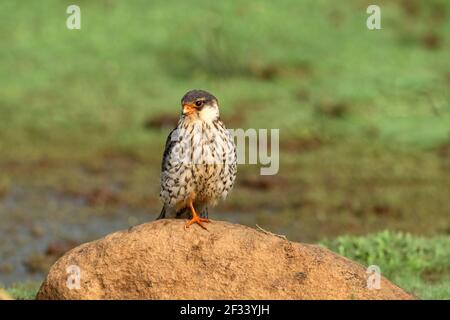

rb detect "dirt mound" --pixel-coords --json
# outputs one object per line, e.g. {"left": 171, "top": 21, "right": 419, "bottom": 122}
{"left": 36, "top": 220, "right": 414, "bottom": 300}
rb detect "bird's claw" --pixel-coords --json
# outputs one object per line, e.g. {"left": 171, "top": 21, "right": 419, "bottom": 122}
{"left": 185, "top": 216, "right": 211, "bottom": 230}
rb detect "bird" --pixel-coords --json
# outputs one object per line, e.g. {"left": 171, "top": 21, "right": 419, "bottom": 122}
{"left": 157, "top": 89, "right": 237, "bottom": 229}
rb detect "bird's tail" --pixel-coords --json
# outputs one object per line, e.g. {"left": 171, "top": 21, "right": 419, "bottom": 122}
{"left": 156, "top": 205, "right": 194, "bottom": 219}
{"left": 156, "top": 205, "right": 166, "bottom": 220}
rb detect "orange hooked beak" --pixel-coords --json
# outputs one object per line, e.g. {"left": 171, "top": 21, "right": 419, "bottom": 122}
{"left": 182, "top": 103, "right": 197, "bottom": 115}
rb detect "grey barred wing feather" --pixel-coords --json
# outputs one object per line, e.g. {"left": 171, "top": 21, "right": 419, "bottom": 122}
{"left": 159, "top": 126, "right": 183, "bottom": 219}
{"left": 161, "top": 127, "right": 177, "bottom": 172}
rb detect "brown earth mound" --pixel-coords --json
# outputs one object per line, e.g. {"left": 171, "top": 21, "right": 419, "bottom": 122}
{"left": 36, "top": 219, "right": 414, "bottom": 300}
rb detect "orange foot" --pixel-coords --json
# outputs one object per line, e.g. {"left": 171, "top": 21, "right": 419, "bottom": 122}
{"left": 185, "top": 200, "right": 211, "bottom": 230}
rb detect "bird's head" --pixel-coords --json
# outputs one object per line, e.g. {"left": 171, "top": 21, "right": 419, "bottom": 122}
{"left": 181, "top": 90, "right": 219, "bottom": 122}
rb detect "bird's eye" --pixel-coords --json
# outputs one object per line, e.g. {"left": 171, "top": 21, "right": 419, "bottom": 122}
{"left": 195, "top": 100, "right": 203, "bottom": 107}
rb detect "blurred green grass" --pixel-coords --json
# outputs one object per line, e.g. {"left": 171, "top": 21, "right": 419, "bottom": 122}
{"left": 0, "top": 0, "right": 449, "bottom": 153}
{"left": 322, "top": 231, "right": 450, "bottom": 299}
{"left": 3, "top": 281, "right": 40, "bottom": 300}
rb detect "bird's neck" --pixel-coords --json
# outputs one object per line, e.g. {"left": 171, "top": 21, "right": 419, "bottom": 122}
{"left": 181, "top": 111, "right": 219, "bottom": 124}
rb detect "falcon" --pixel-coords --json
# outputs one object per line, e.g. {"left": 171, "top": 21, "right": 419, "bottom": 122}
{"left": 157, "top": 90, "right": 237, "bottom": 229}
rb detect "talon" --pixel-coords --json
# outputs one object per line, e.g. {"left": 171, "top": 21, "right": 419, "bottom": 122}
{"left": 185, "top": 200, "right": 210, "bottom": 230}
{"left": 185, "top": 215, "right": 210, "bottom": 230}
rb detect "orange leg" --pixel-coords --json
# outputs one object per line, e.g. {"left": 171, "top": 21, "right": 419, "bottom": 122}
{"left": 185, "top": 200, "right": 210, "bottom": 230}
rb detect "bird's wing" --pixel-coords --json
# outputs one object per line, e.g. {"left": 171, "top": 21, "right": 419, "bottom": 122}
{"left": 161, "top": 127, "right": 177, "bottom": 172}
